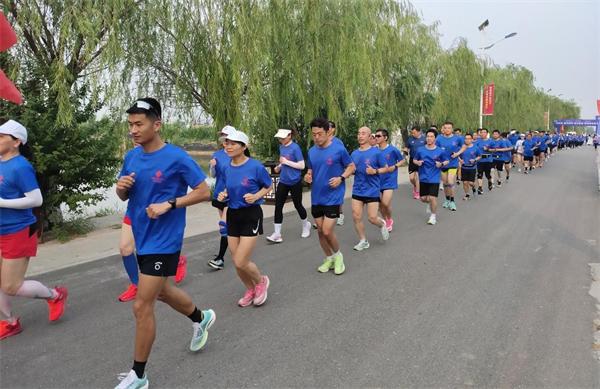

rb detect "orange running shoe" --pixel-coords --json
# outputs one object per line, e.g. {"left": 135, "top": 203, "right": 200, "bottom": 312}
{"left": 47, "top": 286, "right": 68, "bottom": 321}
{"left": 0, "top": 318, "right": 22, "bottom": 340}
{"left": 175, "top": 255, "right": 187, "bottom": 284}
{"left": 118, "top": 284, "right": 138, "bottom": 302}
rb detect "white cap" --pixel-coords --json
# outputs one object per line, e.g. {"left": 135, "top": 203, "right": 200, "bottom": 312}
{"left": 274, "top": 129, "right": 291, "bottom": 139}
{"left": 0, "top": 120, "right": 28, "bottom": 144}
{"left": 220, "top": 125, "right": 236, "bottom": 136}
{"left": 226, "top": 130, "right": 250, "bottom": 145}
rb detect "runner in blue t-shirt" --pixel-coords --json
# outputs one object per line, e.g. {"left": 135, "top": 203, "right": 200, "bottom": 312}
{"left": 522, "top": 132, "right": 537, "bottom": 173}
{"left": 488, "top": 129, "right": 513, "bottom": 187}
{"left": 500, "top": 132, "right": 513, "bottom": 182}
{"left": 403, "top": 126, "right": 426, "bottom": 199}
{"left": 375, "top": 128, "right": 406, "bottom": 232}
{"left": 207, "top": 126, "right": 235, "bottom": 271}
{"left": 475, "top": 128, "right": 494, "bottom": 194}
{"left": 413, "top": 128, "right": 450, "bottom": 225}
{"left": 305, "top": 118, "right": 355, "bottom": 275}
{"left": 435, "top": 121, "right": 466, "bottom": 211}
{"left": 0, "top": 120, "right": 68, "bottom": 341}
{"left": 350, "top": 127, "right": 390, "bottom": 251}
{"left": 115, "top": 98, "right": 215, "bottom": 389}
{"left": 266, "top": 129, "right": 311, "bottom": 244}
{"left": 458, "top": 133, "right": 481, "bottom": 200}
{"left": 217, "top": 130, "right": 272, "bottom": 308}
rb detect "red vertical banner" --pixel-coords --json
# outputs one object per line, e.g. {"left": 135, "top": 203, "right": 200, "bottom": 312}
{"left": 482, "top": 83, "right": 495, "bottom": 116}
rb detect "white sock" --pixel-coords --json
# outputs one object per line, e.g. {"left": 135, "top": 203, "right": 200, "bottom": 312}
{"left": 274, "top": 223, "right": 282, "bottom": 235}
{"left": 0, "top": 290, "right": 13, "bottom": 320}
{"left": 15, "top": 280, "right": 55, "bottom": 299}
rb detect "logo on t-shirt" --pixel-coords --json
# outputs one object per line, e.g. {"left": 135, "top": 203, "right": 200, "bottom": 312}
{"left": 152, "top": 170, "right": 164, "bottom": 184}
{"left": 326, "top": 157, "right": 333, "bottom": 166}
{"left": 241, "top": 177, "right": 250, "bottom": 187}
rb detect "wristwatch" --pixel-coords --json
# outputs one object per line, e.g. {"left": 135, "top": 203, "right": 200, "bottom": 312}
{"left": 168, "top": 198, "right": 177, "bottom": 210}
{"left": 340, "top": 176, "right": 346, "bottom": 182}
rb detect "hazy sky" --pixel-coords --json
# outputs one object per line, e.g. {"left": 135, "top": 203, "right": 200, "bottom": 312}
{"left": 411, "top": 0, "right": 600, "bottom": 119}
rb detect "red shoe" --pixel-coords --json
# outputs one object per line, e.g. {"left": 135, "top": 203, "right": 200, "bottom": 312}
{"left": 175, "top": 255, "right": 187, "bottom": 284}
{"left": 0, "top": 318, "right": 23, "bottom": 340}
{"left": 118, "top": 284, "right": 138, "bottom": 302}
{"left": 47, "top": 286, "right": 68, "bottom": 322}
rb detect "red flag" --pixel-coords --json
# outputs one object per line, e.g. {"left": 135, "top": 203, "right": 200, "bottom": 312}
{"left": 482, "top": 83, "right": 495, "bottom": 116}
{"left": 0, "top": 12, "right": 17, "bottom": 52}
{"left": 0, "top": 69, "right": 23, "bottom": 104}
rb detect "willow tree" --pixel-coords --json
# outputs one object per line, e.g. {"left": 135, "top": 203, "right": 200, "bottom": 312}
{"left": 0, "top": 0, "right": 141, "bottom": 227}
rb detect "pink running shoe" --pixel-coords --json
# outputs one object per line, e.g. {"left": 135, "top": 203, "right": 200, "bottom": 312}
{"left": 253, "top": 275, "right": 270, "bottom": 306}
{"left": 414, "top": 191, "right": 420, "bottom": 199}
{"left": 175, "top": 255, "right": 187, "bottom": 284}
{"left": 0, "top": 318, "right": 22, "bottom": 340}
{"left": 386, "top": 218, "right": 394, "bottom": 232}
{"left": 238, "top": 288, "right": 255, "bottom": 307}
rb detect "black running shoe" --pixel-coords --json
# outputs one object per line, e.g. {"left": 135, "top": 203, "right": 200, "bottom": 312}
{"left": 207, "top": 257, "right": 224, "bottom": 270}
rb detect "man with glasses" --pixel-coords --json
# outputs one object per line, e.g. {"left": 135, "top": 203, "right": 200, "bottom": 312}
{"left": 374, "top": 128, "right": 405, "bottom": 231}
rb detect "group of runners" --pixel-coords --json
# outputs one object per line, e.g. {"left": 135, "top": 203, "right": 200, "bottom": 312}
{"left": 0, "top": 97, "right": 592, "bottom": 389}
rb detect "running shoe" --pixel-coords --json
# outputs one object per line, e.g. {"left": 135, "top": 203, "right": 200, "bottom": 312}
{"left": 238, "top": 288, "right": 255, "bottom": 307}
{"left": 336, "top": 214, "right": 345, "bottom": 226}
{"left": 353, "top": 240, "right": 370, "bottom": 251}
{"left": 413, "top": 191, "right": 420, "bottom": 200}
{"left": 317, "top": 257, "right": 335, "bottom": 273}
{"left": 412, "top": 188, "right": 419, "bottom": 199}
{"left": 442, "top": 199, "right": 450, "bottom": 208}
{"left": 0, "top": 318, "right": 22, "bottom": 340}
{"left": 449, "top": 201, "right": 457, "bottom": 211}
{"left": 207, "top": 256, "right": 224, "bottom": 270}
{"left": 472, "top": 188, "right": 476, "bottom": 195}
{"left": 427, "top": 214, "right": 437, "bottom": 225}
{"left": 266, "top": 232, "right": 283, "bottom": 243}
{"left": 312, "top": 223, "right": 318, "bottom": 230}
{"left": 505, "top": 176, "right": 510, "bottom": 182}
{"left": 477, "top": 188, "right": 483, "bottom": 195}
{"left": 115, "top": 370, "right": 148, "bottom": 389}
{"left": 118, "top": 284, "right": 138, "bottom": 302}
{"left": 380, "top": 222, "right": 390, "bottom": 241}
{"left": 253, "top": 276, "right": 270, "bottom": 306}
{"left": 301, "top": 220, "right": 312, "bottom": 238}
{"left": 488, "top": 181, "right": 493, "bottom": 191}
{"left": 386, "top": 218, "right": 394, "bottom": 232}
{"left": 517, "top": 168, "right": 522, "bottom": 172}
{"left": 47, "top": 286, "right": 68, "bottom": 322}
{"left": 190, "top": 309, "right": 216, "bottom": 351}
{"left": 497, "top": 180, "right": 502, "bottom": 187}
{"left": 175, "top": 255, "right": 187, "bottom": 284}
{"left": 333, "top": 252, "right": 345, "bottom": 275}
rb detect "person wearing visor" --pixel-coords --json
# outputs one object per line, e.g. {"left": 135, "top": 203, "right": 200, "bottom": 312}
{"left": 115, "top": 98, "right": 215, "bottom": 389}
{"left": 0, "top": 120, "right": 68, "bottom": 341}
{"left": 217, "top": 130, "right": 272, "bottom": 307}
{"left": 266, "top": 128, "right": 311, "bottom": 244}
{"left": 207, "top": 125, "right": 235, "bottom": 270}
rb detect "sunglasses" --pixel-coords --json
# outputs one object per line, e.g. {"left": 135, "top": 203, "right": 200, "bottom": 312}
{"left": 374, "top": 134, "right": 384, "bottom": 138}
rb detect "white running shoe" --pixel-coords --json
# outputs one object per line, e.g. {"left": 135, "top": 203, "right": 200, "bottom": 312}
{"left": 353, "top": 240, "right": 370, "bottom": 251}
{"left": 301, "top": 220, "right": 311, "bottom": 238}
{"left": 266, "top": 232, "right": 283, "bottom": 243}
{"left": 380, "top": 220, "right": 390, "bottom": 241}
{"left": 427, "top": 214, "right": 437, "bottom": 225}
{"left": 337, "top": 213, "right": 345, "bottom": 226}
{"left": 115, "top": 370, "right": 148, "bottom": 389}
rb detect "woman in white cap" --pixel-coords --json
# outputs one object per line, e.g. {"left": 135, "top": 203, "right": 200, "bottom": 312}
{"left": 0, "top": 119, "right": 68, "bottom": 340}
{"left": 207, "top": 125, "right": 235, "bottom": 270}
{"left": 266, "top": 129, "right": 311, "bottom": 243}
{"left": 217, "top": 129, "right": 272, "bottom": 307}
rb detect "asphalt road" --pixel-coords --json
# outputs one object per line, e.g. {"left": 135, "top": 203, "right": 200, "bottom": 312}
{"left": 2, "top": 147, "right": 599, "bottom": 388}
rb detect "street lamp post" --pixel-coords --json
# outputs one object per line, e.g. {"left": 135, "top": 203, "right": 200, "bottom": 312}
{"left": 477, "top": 20, "right": 517, "bottom": 129}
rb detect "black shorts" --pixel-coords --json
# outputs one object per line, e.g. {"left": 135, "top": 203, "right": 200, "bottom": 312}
{"left": 493, "top": 160, "right": 504, "bottom": 171}
{"left": 137, "top": 252, "right": 180, "bottom": 277}
{"left": 461, "top": 168, "right": 476, "bottom": 182}
{"left": 226, "top": 205, "right": 263, "bottom": 237}
{"left": 408, "top": 158, "right": 419, "bottom": 173}
{"left": 352, "top": 194, "right": 380, "bottom": 203}
{"left": 534, "top": 149, "right": 541, "bottom": 156}
{"left": 311, "top": 205, "right": 341, "bottom": 219}
{"left": 211, "top": 199, "right": 227, "bottom": 211}
{"left": 524, "top": 155, "right": 533, "bottom": 162}
{"left": 419, "top": 182, "right": 439, "bottom": 197}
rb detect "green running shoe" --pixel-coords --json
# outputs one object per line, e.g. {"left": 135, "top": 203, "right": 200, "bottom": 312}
{"left": 333, "top": 252, "right": 345, "bottom": 275}
{"left": 317, "top": 257, "right": 334, "bottom": 273}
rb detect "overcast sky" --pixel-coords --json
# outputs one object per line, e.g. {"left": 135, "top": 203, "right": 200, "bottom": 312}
{"left": 411, "top": 0, "right": 599, "bottom": 119}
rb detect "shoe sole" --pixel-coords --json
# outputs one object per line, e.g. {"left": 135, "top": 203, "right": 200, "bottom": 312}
{"left": 253, "top": 277, "right": 270, "bottom": 306}
{"left": 266, "top": 237, "right": 283, "bottom": 243}
{"left": 118, "top": 294, "right": 136, "bottom": 302}
{"left": 190, "top": 310, "right": 216, "bottom": 352}
{"left": 0, "top": 327, "right": 23, "bottom": 340}
{"left": 353, "top": 245, "right": 370, "bottom": 251}
{"left": 207, "top": 260, "right": 224, "bottom": 270}
{"left": 334, "top": 264, "right": 345, "bottom": 275}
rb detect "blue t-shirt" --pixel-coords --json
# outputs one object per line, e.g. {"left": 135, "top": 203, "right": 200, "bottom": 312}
{"left": 501, "top": 139, "right": 512, "bottom": 162}
{"left": 279, "top": 141, "right": 304, "bottom": 185}
{"left": 508, "top": 133, "right": 519, "bottom": 146}
{"left": 476, "top": 138, "right": 493, "bottom": 162}
{"left": 119, "top": 144, "right": 206, "bottom": 255}
{"left": 378, "top": 145, "right": 404, "bottom": 190}
{"left": 435, "top": 134, "right": 463, "bottom": 168}
{"left": 224, "top": 158, "right": 272, "bottom": 209}
{"left": 538, "top": 135, "right": 549, "bottom": 151}
{"left": 308, "top": 141, "right": 352, "bottom": 206}
{"left": 414, "top": 146, "right": 449, "bottom": 184}
{"left": 523, "top": 139, "right": 536, "bottom": 157}
{"left": 461, "top": 145, "right": 481, "bottom": 169}
{"left": 406, "top": 135, "right": 426, "bottom": 159}
{"left": 351, "top": 147, "right": 386, "bottom": 197}
{"left": 212, "top": 149, "right": 231, "bottom": 200}
{"left": 488, "top": 138, "right": 504, "bottom": 160}
{"left": 0, "top": 155, "right": 39, "bottom": 234}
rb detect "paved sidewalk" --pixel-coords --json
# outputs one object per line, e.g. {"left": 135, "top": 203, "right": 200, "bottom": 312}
{"left": 28, "top": 169, "right": 410, "bottom": 276}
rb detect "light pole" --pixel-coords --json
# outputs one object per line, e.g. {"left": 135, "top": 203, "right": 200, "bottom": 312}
{"left": 477, "top": 20, "right": 517, "bottom": 129}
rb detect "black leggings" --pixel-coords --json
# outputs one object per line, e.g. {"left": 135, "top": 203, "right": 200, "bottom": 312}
{"left": 274, "top": 181, "right": 307, "bottom": 224}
